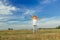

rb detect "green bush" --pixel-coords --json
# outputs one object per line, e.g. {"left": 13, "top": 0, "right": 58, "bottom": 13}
{"left": 8, "top": 28, "right": 13, "bottom": 30}
{"left": 56, "top": 26, "right": 60, "bottom": 29}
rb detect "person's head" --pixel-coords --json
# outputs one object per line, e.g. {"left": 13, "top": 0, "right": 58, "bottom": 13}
{"left": 32, "top": 16, "right": 38, "bottom": 20}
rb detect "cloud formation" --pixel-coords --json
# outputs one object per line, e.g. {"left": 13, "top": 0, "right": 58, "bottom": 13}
{"left": 0, "top": 0, "right": 60, "bottom": 30}
{"left": 38, "top": 16, "right": 60, "bottom": 28}
{"left": 0, "top": 1, "right": 16, "bottom": 15}
{"left": 41, "top": 0, "right": 57, "bottom": 4}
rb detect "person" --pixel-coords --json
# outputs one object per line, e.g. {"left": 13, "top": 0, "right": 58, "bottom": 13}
{"left": 32, "top": 16, "right": 38, "bottom": 33}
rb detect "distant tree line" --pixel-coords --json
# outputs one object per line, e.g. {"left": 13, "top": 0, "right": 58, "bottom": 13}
{"left": 56, "top": 26, "right": 60, "bottom": 29}
{"left": 7, "top": 26, "right": 60, "bottom": 30}
{"left": 38, "top": 25, "right": 60, "bottom": 29}
{"left": 8, "top": 28, "right": 13, "bottom": 30}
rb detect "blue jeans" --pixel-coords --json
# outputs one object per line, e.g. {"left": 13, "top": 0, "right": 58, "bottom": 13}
{"left": 33, "top": 25, "right": 38, "bottom": 33}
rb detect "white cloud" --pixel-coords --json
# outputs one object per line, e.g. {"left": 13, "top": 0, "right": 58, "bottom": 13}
{"left": 0, "top": 1, "right": 16, "bottom": 15}
{"left": 8, "top": 16, "right": 60, "bottom": 29}
{"left": 41, "top": 0, "right": 57, "bottom": 4}
{"left": 7, "top": 21, "right": 20, "bottom": 23}
{"left": 0, "top": 16, "right": 8, "bottom": 20}
{"left": 42, "top": 0, "right": 51, "bottom": 4}
{"left": 7, "top": 6, "right": 16, "bottom": 10}
{"left": 23, "top": 9, "right": 36, "bottom": 16}
{"left": 38, "top": 16, "right": 60, "bottom": 28}
{"left": 0, "top": 16, "right": 60, "bottom": 30}
{"left": 19, "top": 9, "right": 36, "bottom": 19}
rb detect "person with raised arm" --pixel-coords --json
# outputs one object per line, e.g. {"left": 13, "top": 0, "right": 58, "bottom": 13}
{"left": 32, "top": 16, "right": 38, "bottom": 33}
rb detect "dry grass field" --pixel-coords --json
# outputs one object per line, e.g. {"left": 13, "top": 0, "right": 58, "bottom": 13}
{"left": 0, "top": 29, "right": 60, "bottom": 40}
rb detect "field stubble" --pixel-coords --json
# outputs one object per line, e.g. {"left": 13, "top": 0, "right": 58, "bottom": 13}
{"left": 0, "top": 29, "right": 60, "bottom": 40}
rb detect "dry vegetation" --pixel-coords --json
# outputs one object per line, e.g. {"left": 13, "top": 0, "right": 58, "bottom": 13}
{"left": 0, "top": 29, "right": 60, "bottom": 40}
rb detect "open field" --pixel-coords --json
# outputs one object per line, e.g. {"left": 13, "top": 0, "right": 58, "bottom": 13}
{"left": 0, "top": 29, "right": 60, "bottom": 40}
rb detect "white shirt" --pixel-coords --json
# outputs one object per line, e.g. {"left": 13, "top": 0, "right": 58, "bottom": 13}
{"left": 32, "top": 20, "right": 37, "bottom": 25}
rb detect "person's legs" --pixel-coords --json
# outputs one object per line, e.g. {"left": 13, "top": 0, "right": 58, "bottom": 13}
{"left": 35, "top": 25, "right": 38, "bottom": 33}
{"left": 33, "top": 25, "right": 38, "bottom": 33}
{"left": 33, "top": 25, "right": 35, "bottom": 33}
{"left": 35, "top": 26, "right": 38, "bottom": 32}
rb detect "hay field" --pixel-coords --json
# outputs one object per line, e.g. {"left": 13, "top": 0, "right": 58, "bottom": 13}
{"left": 0, "top": 29, "right": 60, "bottom": 40}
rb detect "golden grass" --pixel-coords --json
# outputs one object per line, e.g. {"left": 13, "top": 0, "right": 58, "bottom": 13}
{"left": 0, "top": 29, "right": 60, "bottom": 40}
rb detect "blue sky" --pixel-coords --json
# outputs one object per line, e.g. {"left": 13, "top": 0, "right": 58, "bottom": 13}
{"left": 0, "top": 0, "right": 60, "bottom": 30}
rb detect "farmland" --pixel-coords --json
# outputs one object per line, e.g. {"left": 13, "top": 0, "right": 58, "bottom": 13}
{"left": 0, "top": 29, "right": 60, "bottom": 40}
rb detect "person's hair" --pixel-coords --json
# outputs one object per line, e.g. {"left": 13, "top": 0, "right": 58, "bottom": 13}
{"left": 32, "top": 16, "right": 38, "bottom": 20}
